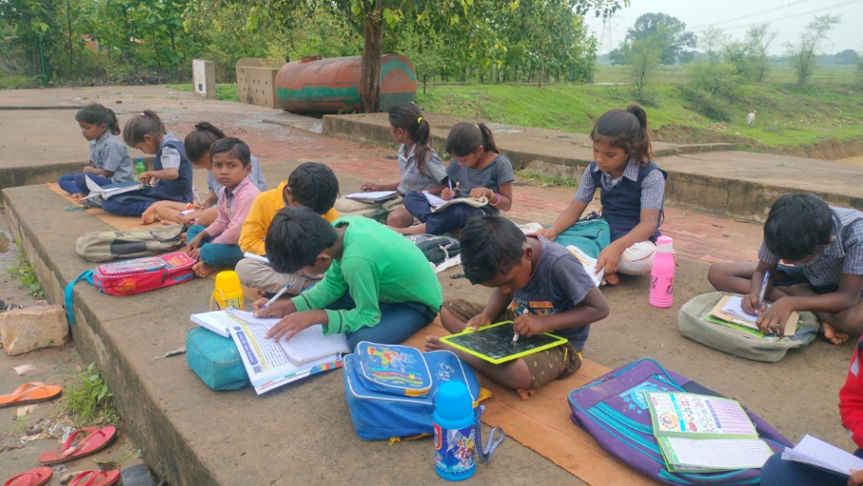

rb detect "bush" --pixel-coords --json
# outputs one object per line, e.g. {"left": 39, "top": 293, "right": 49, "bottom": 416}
{"left": 678, "top": 60, "right": 741, "bottom": 121}
{"left": 677, "top": 85, "right": 732, "bottom": 122}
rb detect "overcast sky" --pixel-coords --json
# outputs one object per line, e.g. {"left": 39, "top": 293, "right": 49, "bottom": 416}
{"left": 586, "top": 0, "right": 863, "bottom": 55}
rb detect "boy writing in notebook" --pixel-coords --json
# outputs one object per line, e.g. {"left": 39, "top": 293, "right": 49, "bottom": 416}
{"left": 427, "top": 215, "right": 609, "bottom": 399}
{"left": 708, "top": 192, "right": 863, "bottom": 345}
{"left": 252, "top": 206, "right": 441, "bottom": 350}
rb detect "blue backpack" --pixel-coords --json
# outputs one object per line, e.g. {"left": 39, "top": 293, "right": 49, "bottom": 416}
{"left": 568, "top": 358, "right": 791, "bottom": 485}
{"left": 552, "top": 215, "right": 610, "bottom": 259}
{"left": 343, "top": 341, "right": 503, "bottom": 460}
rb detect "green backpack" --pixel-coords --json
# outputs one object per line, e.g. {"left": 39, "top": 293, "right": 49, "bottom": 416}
{"left": 75, "top": 224, "right": 186, "bottom": 263}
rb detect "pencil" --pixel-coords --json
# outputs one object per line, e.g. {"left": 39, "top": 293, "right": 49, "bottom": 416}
{"left": 261, "top": 284, "right": 292, "bottom": 310}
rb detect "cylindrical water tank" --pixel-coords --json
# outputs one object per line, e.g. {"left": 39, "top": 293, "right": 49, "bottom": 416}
{"left": 275, "top": 54, "right": 417, "bottom": 113}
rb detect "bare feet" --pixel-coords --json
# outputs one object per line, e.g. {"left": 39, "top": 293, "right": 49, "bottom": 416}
{"left": 192, "top": 261, "right": 217, "bottom": 278}
{"left": 602, "top": 272, "right": 620, "bottom": 286}
{"left": 425, "top": 336, "right": 446, "bottom": 352}
{"left": 821, "top": 321, "right": 849, "bottom": 345}
{"left": 516, "top": 388, "right": 535, "bottom": 400}
{"left": 141, "top": 207, "right": 158, "bottom": 225}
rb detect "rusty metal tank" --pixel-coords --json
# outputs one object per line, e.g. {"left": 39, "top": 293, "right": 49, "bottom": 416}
{"left": 274, "top": 54, "right": 417, "bottom": 113}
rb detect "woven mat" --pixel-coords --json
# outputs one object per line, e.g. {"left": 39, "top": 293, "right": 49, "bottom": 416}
{"left": 403, "top": 321, "right": 658, "bottom": 485}
{"left": 46, "top": 182, "right": 153, "bottom": 231}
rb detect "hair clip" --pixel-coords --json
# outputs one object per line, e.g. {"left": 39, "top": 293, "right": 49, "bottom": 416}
{"left": 417, "top": 117, "right": 423, "bottom": 124}
{"left": 140, "top": 112, "right": 147, "bottom": 117}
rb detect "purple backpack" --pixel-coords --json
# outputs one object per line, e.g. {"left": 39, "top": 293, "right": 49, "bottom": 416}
{"left": 568, "top": 358, "right": 791, "bottom": 485}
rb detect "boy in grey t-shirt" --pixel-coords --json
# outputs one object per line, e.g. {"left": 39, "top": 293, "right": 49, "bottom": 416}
{"left": 427, "top": 215, "right": 609, "bottom": 399}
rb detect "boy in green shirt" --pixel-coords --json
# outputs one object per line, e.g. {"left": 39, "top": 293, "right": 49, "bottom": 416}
{"left": 253, "top": 206, "right": 442, "bottom": 349}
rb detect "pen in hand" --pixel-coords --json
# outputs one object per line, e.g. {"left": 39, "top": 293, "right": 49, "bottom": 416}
{"left": 261, "top": 284, "right": 292, "bottom": 310}
{"left": 193, "top": 187, "right": 205, "bottom": 208}
{"left": 513, "top": 308, "right": 528, "bottom": 342}
{"left": 756, "top": 270, "right": 770, "bottom": 319}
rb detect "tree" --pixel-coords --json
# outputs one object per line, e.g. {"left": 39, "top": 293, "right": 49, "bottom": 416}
{"left": 623, "top": 26, "right": 667, "bottom": 103}
{"left": 624, "top": 13, "right": 696, "bottom": 65}
{"left": 698, "top": 25, "right": 727, "bottom": 63}
{"left": 835, "top": 49, "right": 860, "bottom": 65}
{"left": 744, "top": 23, "right": 776, "bottom": 82}
{"left": 787, "top": 14, "right": 840, "bottom": 85}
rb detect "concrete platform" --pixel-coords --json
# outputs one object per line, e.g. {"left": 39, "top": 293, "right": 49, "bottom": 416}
{"left": 1, "top": 86, "right": 860, "bottom": 484}
{"left": 2, "top": 162, "right": 854, "bottom": 485}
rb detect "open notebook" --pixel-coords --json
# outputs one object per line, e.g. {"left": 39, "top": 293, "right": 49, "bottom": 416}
{"left": 423, "top": 191, "right": 488, "bottom": 213}
{"left": 709, "top": 294, "right": 797, "bottom": 337}
{"left": 82, "top": 175, "right": 141, "bottom": 201}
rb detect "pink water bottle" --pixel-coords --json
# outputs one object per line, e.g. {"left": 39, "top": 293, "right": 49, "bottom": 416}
{"left": 649, "top": 236, "right": 675, "bottom": 308}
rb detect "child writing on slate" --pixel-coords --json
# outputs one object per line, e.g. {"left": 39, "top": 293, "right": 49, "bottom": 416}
{"left": 538, "top": 105, "right": 667, "bottom": 286}
{"left": 400, "top": 122, "right": 514, "bottom": 236}
{"left": 235, "top": 162, "right": 340, "bottom": 296}
{"left": 141, "top": 122, "right": 267, "bottom": 226}
{"left": 427, "top": 215, "right": 609, "bottom": 399}
{"left": 708, "top": 192, "right": 863, "bottom": 345}
{"left": 359, "top": 102, "right": 447, "bottom": 227}
{"left": 58, "top": 103, "right": 134, "bottom": 198}
{"left": 184, "top": 138, "right": 260, "bottom": 278}
{"left": 101, "top": 110, "right": 194, "bottom": 217}
{"left": 252, "top": 206, "right": 442, "bottom": 350}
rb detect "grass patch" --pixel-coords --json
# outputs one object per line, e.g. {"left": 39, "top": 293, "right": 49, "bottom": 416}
{"left": 165, "top": 83, "right": 240, "bottom": 102}
{"left": 6, "top": 251, "right": 44, "bottom": 299}
{"left": 63, "top": 363, "right": 119, "bottom": 426}
{"left": 517, "top": 170, "right": 579, "bottom": 188}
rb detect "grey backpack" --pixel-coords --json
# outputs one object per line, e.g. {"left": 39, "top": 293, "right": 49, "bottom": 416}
{"left": 75, "top": 224, "right": 186, "bottom": 262}
{"left": 678, "top": 291, "right": 819, "bottom": 362}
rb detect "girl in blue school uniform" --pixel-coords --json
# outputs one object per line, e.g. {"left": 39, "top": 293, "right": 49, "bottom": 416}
{"left": 58, "top": 103, "right": 134, "bottom": 198}
{"left": 399, "top": 122, "right": 515, "bottom": 236}
{"left": 101, "top": 110, "right": 194, "bottom": 217}
{"left": 539, "top": 104, "right": 667, "bottom": 286}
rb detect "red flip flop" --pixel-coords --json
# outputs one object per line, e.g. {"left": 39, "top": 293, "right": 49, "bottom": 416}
{"left": 0, "top": 382, "right": 62, "bottom": 408}
{"left": 3, "top": 467, "right": 52, "bottom": 486}
{"left": 38, "top": 425, "right": 117, "bottom": 465}
{"left": 68, "top": 470, "right": 120, "bottom": 486}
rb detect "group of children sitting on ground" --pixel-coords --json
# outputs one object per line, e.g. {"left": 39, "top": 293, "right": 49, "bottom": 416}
{"left": 62, "top": 101, "right": 863, "bottom": 482}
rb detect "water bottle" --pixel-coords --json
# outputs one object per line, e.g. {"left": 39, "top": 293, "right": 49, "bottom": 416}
{"left": 649, "top": 235, "right": 675, "bottom": 308}
{"left": 135, "top": 158, "right": 146, "bottom": 179}
{"left": 432, "top": 381, "right": 476, "bottom": 481}
{"left": 211, "top": 270, "right": 244, "bottom": 310}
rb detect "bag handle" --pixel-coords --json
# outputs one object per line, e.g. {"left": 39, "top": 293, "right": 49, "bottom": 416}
{"left": 474, "top": 404, "right": 504, "bottom": 462}
{"left": 64, "top": 269, "right": 94, "bottom": 325}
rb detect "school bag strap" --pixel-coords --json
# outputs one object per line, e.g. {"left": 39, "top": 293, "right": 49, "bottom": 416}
{"left": 64, "top": 269, "right": 94, "bottom": 325}
{"left": 474, "top": 404, "right": 504, "bottom": 462}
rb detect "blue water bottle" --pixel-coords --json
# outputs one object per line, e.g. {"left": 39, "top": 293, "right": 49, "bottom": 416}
{"left": 432, "top": 381, "right": 476, "bottom": 481}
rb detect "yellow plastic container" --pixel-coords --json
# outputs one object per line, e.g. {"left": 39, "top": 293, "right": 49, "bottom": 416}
{"left": 211, "top": 270, "right": 244, "bottom": 310}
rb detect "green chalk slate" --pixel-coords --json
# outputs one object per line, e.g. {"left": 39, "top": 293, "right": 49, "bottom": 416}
{"left": 440, "top": 321, "right": 568, "bottom": 365}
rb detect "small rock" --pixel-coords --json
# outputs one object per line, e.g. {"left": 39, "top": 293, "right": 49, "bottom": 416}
{"left": 0, "top": 305, "right": 68, "bottom": 355}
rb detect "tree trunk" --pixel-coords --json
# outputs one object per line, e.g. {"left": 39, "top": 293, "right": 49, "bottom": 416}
{"left": 360, "top": 11, "right": 383, "bottom": 113}
{"left": 65, "top": 0, "right": 74, "bottom": 73}
{"left": 539, "top": 53, "right": 544, "bottom": 88}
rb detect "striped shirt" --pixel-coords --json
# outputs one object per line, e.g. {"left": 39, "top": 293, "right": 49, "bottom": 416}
{"left": 396, "top": 144, "right": 447, "bottom": 195}
{"left": 574, "top": 158, "right": 665, "bottom": 210}
{"left": 758, "top": 206, "right": 863, "bottom": 286}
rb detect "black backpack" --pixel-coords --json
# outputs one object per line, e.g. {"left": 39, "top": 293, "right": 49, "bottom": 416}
{"left": 411, "top": 234, "right": 461, "bottom": 265}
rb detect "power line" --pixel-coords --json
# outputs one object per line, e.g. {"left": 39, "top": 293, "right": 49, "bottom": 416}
{"left": 692, "top": 0, "right": 813, "bottom": 29}
{"left": 718, "top": 0, "right": 861, "bottom": 32}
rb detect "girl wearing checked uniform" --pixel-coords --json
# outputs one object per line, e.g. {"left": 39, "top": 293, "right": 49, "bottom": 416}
{"left": 538, "top": 104, "right": 667, "bottom": 286}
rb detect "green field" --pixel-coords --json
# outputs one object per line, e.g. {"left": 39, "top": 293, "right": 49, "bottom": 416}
{"left": 170, "top": 63, "right": 863, "bottom": 156}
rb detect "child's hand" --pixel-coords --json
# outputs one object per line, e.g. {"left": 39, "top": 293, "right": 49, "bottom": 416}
{"left": 741, "top": 292, "right": 765, "bottom": 315}
{"left": 265, "top": 312, "right": 316, "bottom": 342}
{"left": 596, "top": 243, "right": 625, "bottom": 275}
{"left": 536, "top": 227, "right": 557, "bottom": 241}
{"left": 361, "top": 182, "right": 378, "bottom": 192}
{"left": 469, "top": 187, "right": 491, "bottom": 199}
{"left": 755, "top": 296, "right": 794, "bottom": 335}
{"left": 848, "top": 468, "right": 863, "bottom": 486}
{"left": 513, "top": 312, "right": 544, "bottom": 337}
{"left": 139, "top": 171, "right": 157, "bottom": 185}
{"left": 440, "top": 187, "right": 454, "bottom": 201}
{"left": 252, "top": 298, "right": 291, "bottom": 318}
{"left": 465, "top": 314, "right": 491, "bottom": 331}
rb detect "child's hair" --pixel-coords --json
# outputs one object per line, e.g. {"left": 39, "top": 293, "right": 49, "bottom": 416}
{"left": 265, "top": 206, "right": 337, "bottom": 273}
{"left": 764, "top": 193, "right": 833, "bottom": 261}
{"left": 388, "top": 102, "right": 431, "bottom": 173}
{"left": 185, "top": 121, "right": 226, "bottom": 162}
{"left": 460, "top": 215, "right": 526, "bottom": 285}
{"left": 445, "top": 122, "right": 499, "bottom": 157}
{"left": 209, "top": 137, "right": 251, "bottom": 167}
{"left": 75, "top": 103, "right": 120, "bottom": 135}
{"left": 123, "top": 109, "right": 165, "bottom": 146}
{"left": 591, "top": 104, "right": 653, "bottom": 164}
{"left": 286, "top": 162, "right": 340, "bottom": 215}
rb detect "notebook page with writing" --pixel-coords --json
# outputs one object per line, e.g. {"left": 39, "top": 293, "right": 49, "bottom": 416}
{"left": 278, "top": 324, "right": 350, "bottom": 365}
